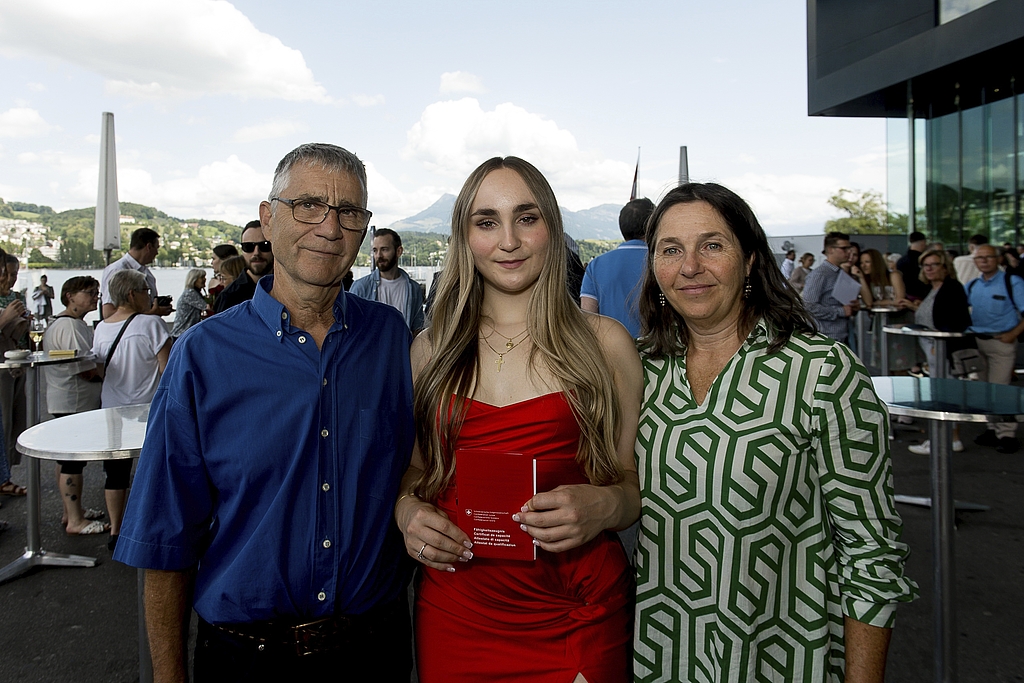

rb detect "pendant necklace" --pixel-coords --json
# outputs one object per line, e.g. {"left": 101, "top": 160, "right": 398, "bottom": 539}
{"left": 481, "top": 328, "right": 530, "bottom": 372}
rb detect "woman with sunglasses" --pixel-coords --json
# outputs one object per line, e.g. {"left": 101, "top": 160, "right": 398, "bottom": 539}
{"left": 212, "top": 223, "right": 275, "bottom": 314}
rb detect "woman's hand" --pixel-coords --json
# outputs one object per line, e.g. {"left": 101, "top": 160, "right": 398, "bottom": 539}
{"left": 515, "top": 483, "right": 620, "bottom": 553}
{"left": 896, "top": 297, "right": 917, "bottom": 311}
{"left": 0, "top": 299, "right": 26, "bottom": 328}
{"left": 396, "top": 496, "right": 473, "bottom": 572}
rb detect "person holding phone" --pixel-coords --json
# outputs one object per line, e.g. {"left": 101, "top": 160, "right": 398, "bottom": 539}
{"left": 99, "top": 227, "right": 173, "bottom": 319}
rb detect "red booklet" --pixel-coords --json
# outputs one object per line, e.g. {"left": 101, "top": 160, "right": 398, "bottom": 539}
{"left": 455, "top": 449, "right": 536, "bottom": 561}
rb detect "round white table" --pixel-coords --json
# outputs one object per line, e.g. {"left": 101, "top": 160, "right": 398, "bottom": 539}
{"left": 0, "top": 351, "right": 84, "bottom": 582}
{"left": 872, "top": 376, "right": 1024, "bottom": 683}
{"left": 883, "top": 324, "right": 972, "bottom": 379}
{"left": 0, "top": 403, "right": 148, "bottom": 582}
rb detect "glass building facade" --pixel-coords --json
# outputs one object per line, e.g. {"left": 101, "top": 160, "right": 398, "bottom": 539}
{"left": 887, "top": 89, "right": 1023, "bottom": 251}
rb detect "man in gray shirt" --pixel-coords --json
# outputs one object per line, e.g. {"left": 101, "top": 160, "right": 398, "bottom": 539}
{"left": 802, "top": 231, "right": 859, "bottom": 343}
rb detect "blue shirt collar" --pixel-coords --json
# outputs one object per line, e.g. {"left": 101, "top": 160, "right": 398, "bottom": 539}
{"left": 249, "top": 275, "right": 349, "bottom": 339}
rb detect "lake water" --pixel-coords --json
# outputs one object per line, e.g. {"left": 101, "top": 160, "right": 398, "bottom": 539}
{"left": 16, "top": 265, "right": 441, "bottom": 326}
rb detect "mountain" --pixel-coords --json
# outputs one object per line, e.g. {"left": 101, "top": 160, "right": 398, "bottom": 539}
{"left": 388, "top": 195, "right": 623, "bottom": 241}
{"left": 388, "top": 194, "right": 456, "bottom": 233}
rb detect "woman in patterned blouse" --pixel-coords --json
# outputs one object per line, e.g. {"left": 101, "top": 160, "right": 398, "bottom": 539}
{"left": 632, "top": 183, "right": 918, "bottom": 683}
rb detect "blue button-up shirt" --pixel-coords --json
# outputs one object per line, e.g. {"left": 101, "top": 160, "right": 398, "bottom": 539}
{"left": 801, "top": 260, "right": 849, "bottom": 341}
{"left": 966, "top": 271, "right": 1024, "bottom": 334}
{"left": 114, "top": 277, "right": 414, "bottom": 623}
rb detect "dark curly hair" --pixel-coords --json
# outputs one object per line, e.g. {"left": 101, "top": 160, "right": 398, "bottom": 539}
{"left": 637, "top": 183, "right": 815, "bottom": 356}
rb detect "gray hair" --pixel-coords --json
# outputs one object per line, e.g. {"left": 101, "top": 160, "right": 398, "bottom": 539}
{"left": 268, "top": 143, "right": 367, "bottom": 206}
{"left": 108, "top": 269, "right": 148, "bottom": 308}
{"left": 184, "top": 268, "right": 206, "bottom": 290}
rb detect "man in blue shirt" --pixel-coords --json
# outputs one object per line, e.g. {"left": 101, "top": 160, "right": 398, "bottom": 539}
{"left": 580, "top": 197, "right": 654, "bottom": 338}
{"left": 802, "top": 231, "right": 860, "bottom": 343}
{"left": 350, "top": 228, "right": 425, "bottom": 332}
{"left": 965, "top": 244, "right": 1024, "bottom": 453}
{"left": 113, "top": 143, "right": 415, "bottom": 681}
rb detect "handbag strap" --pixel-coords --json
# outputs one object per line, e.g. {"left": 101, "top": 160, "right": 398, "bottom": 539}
{"left": 104, "top": 313, "right": 139, "bottom": 368}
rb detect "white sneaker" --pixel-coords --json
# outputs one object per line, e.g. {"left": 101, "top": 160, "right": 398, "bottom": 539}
{"left": 908, "top": 440, "right": 963, "bottom": 454}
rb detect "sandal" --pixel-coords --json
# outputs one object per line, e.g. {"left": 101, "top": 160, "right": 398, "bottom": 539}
{"left": 62, "top": 508, "right": 106, "bottom": 526}
{"left": 70, "top": 520, "right": 110, "bottom": 536}
{"left": 0, "top": 481, "right": 26, "bottom": 496}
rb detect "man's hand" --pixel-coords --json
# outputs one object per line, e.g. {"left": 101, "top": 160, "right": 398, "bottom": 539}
{"left": 998, "top": 330, "right": 1019, "bottom": 344}
{"left": 843, "top": 301, "right": 860, "bottom": 317}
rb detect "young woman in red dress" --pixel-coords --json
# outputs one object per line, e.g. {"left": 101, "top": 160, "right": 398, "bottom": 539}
{"left": 395, "top": 157, "right": 642, "bottom": 682}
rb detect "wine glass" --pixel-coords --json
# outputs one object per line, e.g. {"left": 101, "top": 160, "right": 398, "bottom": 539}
{"left": 29, "top": 317, "right": 46, "bottom": 351}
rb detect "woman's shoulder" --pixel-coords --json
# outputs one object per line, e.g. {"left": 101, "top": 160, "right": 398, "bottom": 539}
{"left": 585, "top": 312, "right": 641, "bottom": 363}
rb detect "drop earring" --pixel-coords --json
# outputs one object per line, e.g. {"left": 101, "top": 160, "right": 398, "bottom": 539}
{"left": 743, "top": 277, "right": 752, "bottom": 299}
{"left": 659, "top": 292, "right": 667, "bottom": 307}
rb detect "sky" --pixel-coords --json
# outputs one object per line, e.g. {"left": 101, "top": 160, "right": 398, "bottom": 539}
{"left": 0, "top": 0, "right": 889, "bottom": 236}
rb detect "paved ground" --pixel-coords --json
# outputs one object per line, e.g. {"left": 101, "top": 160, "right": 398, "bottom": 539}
{"left": 0, "top": 418, "right": 1021, "bottom": 682}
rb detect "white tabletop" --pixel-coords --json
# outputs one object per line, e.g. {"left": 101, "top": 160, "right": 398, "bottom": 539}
{"left": 882, "top": 324, "right": 971, "bottom": 339}
{"left": 0, "top": 350, "right": 83, "bottom": 370}
{"left": 16, "top": 404, "right": 150, "bottom": 461}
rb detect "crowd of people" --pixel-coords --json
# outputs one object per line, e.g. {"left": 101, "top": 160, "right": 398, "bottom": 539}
{"left": 6, "top": 137, "right": 1020, "bottom": 680}
{"left": 786, "top": 228, "right": 1024, "bottom": 456}
{"left": 4, "top": 142, "right": 900, "bottom": 683}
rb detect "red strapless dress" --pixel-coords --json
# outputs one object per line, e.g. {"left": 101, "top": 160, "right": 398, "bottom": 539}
{"left": 415, "top": 393, "right": 634, "bottom": 683}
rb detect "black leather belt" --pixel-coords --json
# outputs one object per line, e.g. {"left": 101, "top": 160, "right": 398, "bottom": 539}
{"left": 210, "top": 616, "right": 349, "bottom": 657}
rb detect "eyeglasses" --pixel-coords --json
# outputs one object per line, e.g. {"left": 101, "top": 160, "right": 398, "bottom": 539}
{"left": 240, "top": 241, "right": 273, "bottom": 253}
{"left": 271, "top": 197, "right": 371, "bottom": 232}
{"left": 921, "top": 262, "right": 943, "bottom": 269}
{"left": 831, "top": 244, "right": 852, "bottom": 251}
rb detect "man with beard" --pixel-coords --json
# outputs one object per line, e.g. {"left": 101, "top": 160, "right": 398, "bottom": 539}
{"left": 350, "top": 228, "right": 424, "bottom": 332}
{"left": 213, "top": 220, "right": 275, "bottom": 313}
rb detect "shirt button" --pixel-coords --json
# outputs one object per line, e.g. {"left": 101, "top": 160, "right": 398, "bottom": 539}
{"left": 322, "top": 378, "right": 327, "bottom": 387}
{"left": 276, "top": 330, "right": 282, "bottom": 337}
{"left": 323, "top": 539, "right": 331, "bottom": 548}
{"left": 322, "top": 482, "right": 330, "bottom": 492}
{"left": 298, "top": 335, "right": 307, "bottom": 344}
{"left": 317, "top": 591, "right": 326, "bottom": 601}
{"left": 281, "top": 312, "right": 287, "bottom": 320}
{"left": 321, "top": 429, "right": 329, "bottom": 438}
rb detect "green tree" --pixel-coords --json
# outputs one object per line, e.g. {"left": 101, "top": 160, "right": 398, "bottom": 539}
{"left": 59, "top": 238, "right": 105, "bottom": 268}
{"left": 28, "top": 248, "right": 54, "bottom": 264}
{"left": 824, "top": 189, "right": 906, "bottom": 235}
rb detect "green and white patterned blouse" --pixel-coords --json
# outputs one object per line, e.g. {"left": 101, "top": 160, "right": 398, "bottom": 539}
{"left": 634, "top": 320, "right": 918, "bottom": 683}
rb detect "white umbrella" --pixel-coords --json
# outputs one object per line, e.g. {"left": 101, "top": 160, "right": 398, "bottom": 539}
{"left": 94, "top": 111, "right": 120, "bottom": 265}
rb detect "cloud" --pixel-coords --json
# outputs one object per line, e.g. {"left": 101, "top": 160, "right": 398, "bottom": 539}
{"left": 439, "top": 71, "right": 485, "bottom": 94}
{"left": 72, "top": 154, "right": 272, "bottom": 225}
{"left": 230, "top": 120, "right": 309, "bottom": 143}
{"left": 352, "top": 93, "right": 385, "bottom": 107}
{"left": 0, "top": 108, "right": 58, "bottom": 138}
{"left": 17, "top": 152, "right": 38, "bottom": 163}
{"left": 0, "top": 0, "right": 329, "bottom": 103}
{"left": 720, "top": 171, "right": 840, "bottom": 234}
{"left": 402, "top": 98, "right": 633, "bottom": 209}
{"left": 26, "top": 82, "right": 46, "bottom": 92}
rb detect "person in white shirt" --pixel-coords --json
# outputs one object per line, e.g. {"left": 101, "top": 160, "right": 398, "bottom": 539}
{"left": 953, "top": 233, "right": 987, "bottom": 284}
{"left": 350, "top": 228, "right": 425, "bottom": 332}
{"left": 99, "top": 227, "right": 173, "bottom": 320}
{"left": 91, "top": 269, "right": 171, "bottom": 550}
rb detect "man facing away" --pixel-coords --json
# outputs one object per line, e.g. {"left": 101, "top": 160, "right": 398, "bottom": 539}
{"left": 213, "top": 220, "right": 275, "bottom": 313}
{"left": 802, "top": 231, "right": 859, "bottom": 344}
{"left": 965, "top": 244, "right": 1024, "bottom": 454}
{"left": 100, "top": 227, "right": 173, "bottom": 319}
{"left": 113, "top": 143, "right": 416, "bottom": 682}
{"left": 579, "top": 197, "right": 655, "bottom": 338}
{"left": 897, "top": 230, "right": 930, "bottom": 300}
{"left": 350, "top": 228, "right": 424, "bottom": 333}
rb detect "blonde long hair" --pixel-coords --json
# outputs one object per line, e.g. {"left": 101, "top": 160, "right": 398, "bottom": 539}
{"left": 412, "top": 157, "right": 623, "bottom": 502}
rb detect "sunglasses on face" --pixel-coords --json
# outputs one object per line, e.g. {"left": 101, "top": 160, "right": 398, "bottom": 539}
{"left": 241, "top": 241, "right": 272, "bottom": 253}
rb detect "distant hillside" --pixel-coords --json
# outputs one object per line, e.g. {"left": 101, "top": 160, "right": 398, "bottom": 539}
{"left": 388, "top": 195, "right": 623, "bottom": 241}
